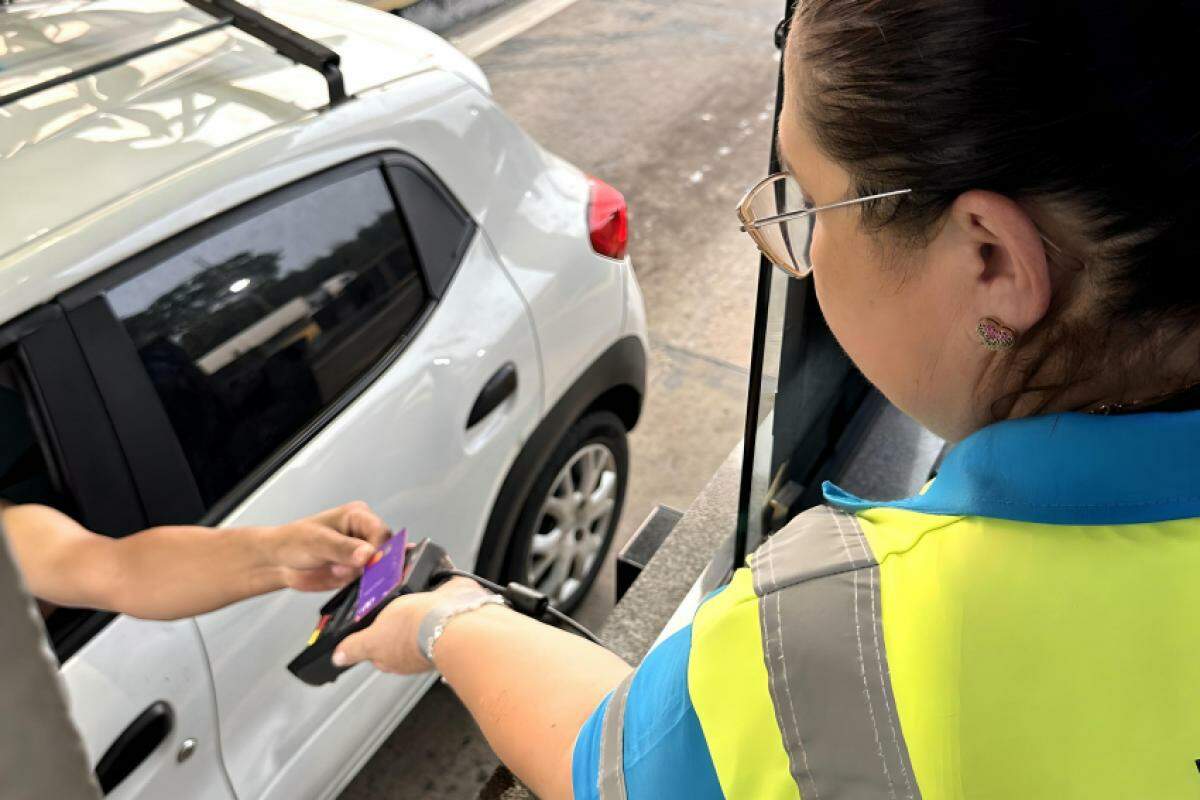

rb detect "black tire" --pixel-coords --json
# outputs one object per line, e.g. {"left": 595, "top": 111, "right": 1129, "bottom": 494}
{"left": 502, "top": 410, "right": 629, "bottom": 614}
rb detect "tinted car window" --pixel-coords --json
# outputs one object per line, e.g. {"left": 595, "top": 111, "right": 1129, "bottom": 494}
{"left": 0, "top": 359, "right": 65, "bottom": 510}
{"left": 107, "top": 168, "right": 429, "bottom": 505}
{"left": 386, "top": 161, "right": 475, "bottom": 298}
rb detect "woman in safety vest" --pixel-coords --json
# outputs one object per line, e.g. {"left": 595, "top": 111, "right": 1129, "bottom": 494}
{"left": 335, "top": 1, "right": 1200, "bottom": 797}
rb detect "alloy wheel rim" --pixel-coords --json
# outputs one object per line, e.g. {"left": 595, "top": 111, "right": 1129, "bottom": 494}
{"left": 526, "top": 443, "right": 618, "bottom": 605}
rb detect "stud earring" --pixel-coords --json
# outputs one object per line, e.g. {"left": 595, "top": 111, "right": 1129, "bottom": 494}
{"left": 977, "top": 317, "right": 1017, "bottom": 351}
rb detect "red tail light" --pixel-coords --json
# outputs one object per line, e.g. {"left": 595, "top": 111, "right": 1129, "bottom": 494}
{"left": 587, "top": 176, "right": 629, "bottom": 260}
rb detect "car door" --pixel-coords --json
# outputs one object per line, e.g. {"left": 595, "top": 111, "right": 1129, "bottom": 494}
{"left": 0, "top": 309, "right": 233, "bottom": 800}
{"left": 67, "top": 154, "right": 542, "bottom": 800}
{"left": 61, "top": 618, "right": 237, "bottom": 800}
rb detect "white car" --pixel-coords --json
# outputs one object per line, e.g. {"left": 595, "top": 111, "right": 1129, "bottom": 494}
{"left": 0, "top": 1, "right": 648, "bottom": 798}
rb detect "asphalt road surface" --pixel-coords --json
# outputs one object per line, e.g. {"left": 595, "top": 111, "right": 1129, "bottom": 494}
{"left": 340, "top": 0, "right": 782, "bottom": 796}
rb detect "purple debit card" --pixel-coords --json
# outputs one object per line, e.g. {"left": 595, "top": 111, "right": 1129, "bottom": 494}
{"left": 354, "top": 529, "right": 408, "bottom": 622}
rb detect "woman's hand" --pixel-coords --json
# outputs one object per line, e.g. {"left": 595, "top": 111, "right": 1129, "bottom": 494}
{"left": 258, "top": 501, "right": 392, "bottom": 592}
{"left": 335, "top": 567, "right": 630, "bottom": 800}
{"left": 332, "top": 576, "right": 488, "bottom": 673}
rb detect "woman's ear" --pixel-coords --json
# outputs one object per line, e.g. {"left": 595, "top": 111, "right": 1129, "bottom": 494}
{"left": 947, "top": 190, "right": 1053, "bottom": 335}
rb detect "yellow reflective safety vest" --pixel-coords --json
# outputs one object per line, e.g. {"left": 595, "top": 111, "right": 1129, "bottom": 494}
{"left": 573, "top": 410, "right": 1200, "bottom": 799}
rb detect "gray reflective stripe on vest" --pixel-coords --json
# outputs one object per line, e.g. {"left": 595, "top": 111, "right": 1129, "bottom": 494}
{"left": 752, "top": 506, "right": 920, "bottom": 800}
{"left": 597, "top": 671, "right": 635, "bottom": 800}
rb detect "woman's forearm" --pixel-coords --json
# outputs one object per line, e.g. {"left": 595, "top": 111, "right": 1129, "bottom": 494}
{"left": 434, "top": 604, "right": 632, "bottom": 800}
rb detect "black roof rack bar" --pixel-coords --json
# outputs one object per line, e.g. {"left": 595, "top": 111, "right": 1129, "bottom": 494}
{"left": 0, "top": 15, "right": 233, "bottom": 109}
{"left": 184, "top": 0, "right": 347, "bottom": 107}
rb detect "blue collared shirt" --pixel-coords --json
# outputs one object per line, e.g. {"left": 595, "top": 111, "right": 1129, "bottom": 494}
{"left": 825, "top": 409, "right": 1200, "bottom": 525}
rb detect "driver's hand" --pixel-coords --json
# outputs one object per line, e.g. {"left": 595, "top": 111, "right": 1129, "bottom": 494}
{"left": 260, "top": 501, "right": 391, "bottom": 592}
{"left": 332, "top": 576, "right": 485, "bottom": 674}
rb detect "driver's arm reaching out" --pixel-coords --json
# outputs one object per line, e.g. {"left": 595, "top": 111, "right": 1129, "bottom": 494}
{"left": 2, "top": 501, "right": 390, "bottom": 620}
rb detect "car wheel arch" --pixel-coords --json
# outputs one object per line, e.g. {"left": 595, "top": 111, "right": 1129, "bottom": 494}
{"left": 473, "top": 336, "right": 645, "bottom": 579}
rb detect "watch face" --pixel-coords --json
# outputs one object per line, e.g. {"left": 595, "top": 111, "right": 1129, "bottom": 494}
{"left": 354, "top": 529, "right": 408, "bottom": 622}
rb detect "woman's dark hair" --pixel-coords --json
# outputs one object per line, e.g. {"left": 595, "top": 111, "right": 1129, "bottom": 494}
{"left": 788, "top": 0, "right": 1200, "bottom": 410}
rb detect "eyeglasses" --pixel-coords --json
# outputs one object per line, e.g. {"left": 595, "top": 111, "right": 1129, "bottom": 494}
{"left": 737, "top": 172, "right": 912, "bottom": 279}
{"left": 737, "top": 173, "right": 1079, "bottom": 279}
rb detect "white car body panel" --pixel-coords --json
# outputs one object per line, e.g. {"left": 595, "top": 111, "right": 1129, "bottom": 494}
{"left": 621, "top": 250, "right": 650, "bottom": 345}
{"left": 0, "top": 0, "right": 485, "bottom": 320}
{"left": 195, "top": 237, "right": 541, "bottom": 799}
{"left": 60, "top": 618, "right": 235, "bottom": 800}
{"left": 2, "top": 56, "right": 626, "bottom": 414}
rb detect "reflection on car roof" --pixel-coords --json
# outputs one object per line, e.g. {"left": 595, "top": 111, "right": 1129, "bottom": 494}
{"left": 0, "top": 0, "right": 445, "bottom": 263}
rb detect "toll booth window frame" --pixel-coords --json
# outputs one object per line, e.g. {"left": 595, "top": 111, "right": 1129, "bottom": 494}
{"left": 734, "top": 0, "right": 944, "bottom": 566}
{"left": 734, "top": 0, "right": 888, "bottom": 563}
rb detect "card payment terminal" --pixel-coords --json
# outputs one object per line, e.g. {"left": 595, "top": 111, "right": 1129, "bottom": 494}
{"left": 288, "top": 531, "right": 450, "bottom": 685}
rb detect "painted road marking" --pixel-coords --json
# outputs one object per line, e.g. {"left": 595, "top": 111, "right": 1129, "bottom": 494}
{"left": 450, "top": 0, "right": 585, "bottom": 58}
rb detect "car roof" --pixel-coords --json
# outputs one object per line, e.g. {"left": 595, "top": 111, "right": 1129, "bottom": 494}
{"left": 0, "top": 0, "right": 484, "bottom": 283}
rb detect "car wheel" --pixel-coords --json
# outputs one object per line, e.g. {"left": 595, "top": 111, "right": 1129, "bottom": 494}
{"left": 503, "top": 410, "right": 629, "bottom": 614}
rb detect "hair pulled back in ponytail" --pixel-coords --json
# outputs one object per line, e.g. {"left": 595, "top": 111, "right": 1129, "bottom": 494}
{"left": 788, "top": 0, "right": 1200, "bottom": 410}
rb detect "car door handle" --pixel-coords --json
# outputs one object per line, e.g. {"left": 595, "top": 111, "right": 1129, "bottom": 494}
{"left": 95, "top": 701, "right": 174, "bottom": 794}
{"left": 467, "top": 362, "right": 518, "bottom": 429}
